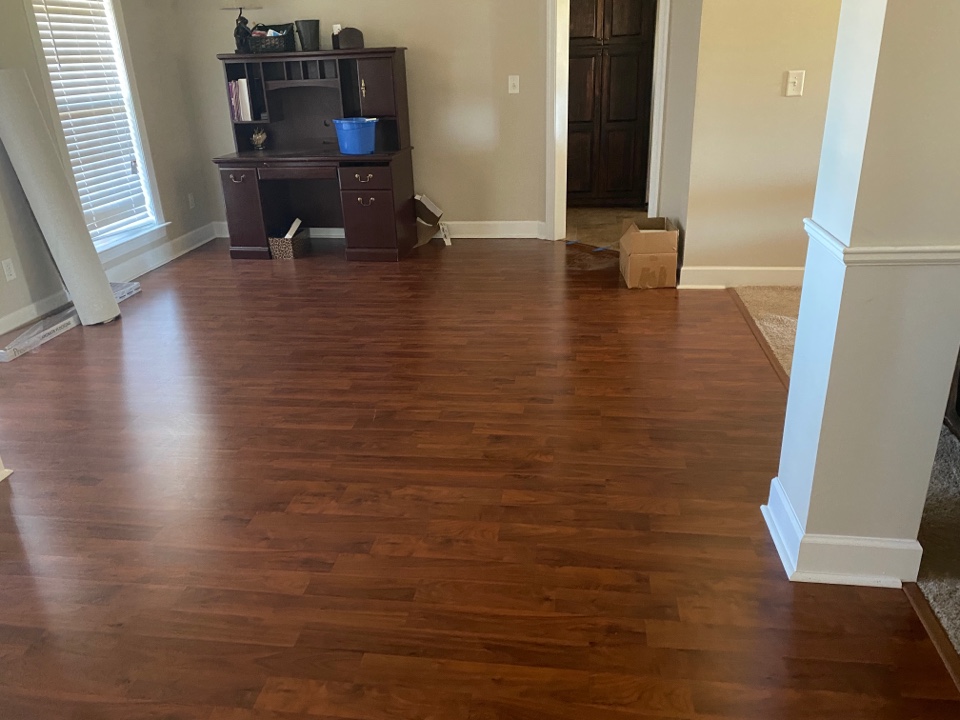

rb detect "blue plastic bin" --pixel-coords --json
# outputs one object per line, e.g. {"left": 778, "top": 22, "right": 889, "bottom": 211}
{"left": 333, "top": 118, "right": 379, "bottom": 155}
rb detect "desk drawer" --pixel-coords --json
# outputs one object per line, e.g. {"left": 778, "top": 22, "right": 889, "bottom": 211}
{"left": 342, "top": 190, "right": 397, "bottom": 249}
{"left": 339, "top": 166, "right": 392, "bottom": 191}
{"left": 258, "top": 166, "right": 337, "bottom": 181}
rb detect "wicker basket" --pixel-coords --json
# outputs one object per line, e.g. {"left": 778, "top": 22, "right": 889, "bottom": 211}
{"left": 249, "top": 24, "right": 296, "bottom": 54}
{"left": 269, "top": 231, "right": 310, "bottom": 260}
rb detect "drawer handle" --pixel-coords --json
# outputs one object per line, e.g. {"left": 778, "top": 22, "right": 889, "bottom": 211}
{"left": 361, "top": 78, "right": 367, "bottom": 98}
{"left": 229, "top": 173, "right": 246, "bottom": 184}
{"left": 358, "top": 197, "right": 376, "bottom": 207}
{"left": 356, "top": 173, "right": 374, "bottom": 183}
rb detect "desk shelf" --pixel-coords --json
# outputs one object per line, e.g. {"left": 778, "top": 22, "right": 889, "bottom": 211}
{"left": 214, "top": 49, "right": 416, "bottom": 263}
{"left": 264, "top": 79, "right": 341, "bottom": 91}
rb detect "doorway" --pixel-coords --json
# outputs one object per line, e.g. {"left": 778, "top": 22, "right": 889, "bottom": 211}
{"left": 545, "top": 0, "right": 670, "bottom": 242}
{"left": 567, "top": 0, "right": 656, "bottom": 208}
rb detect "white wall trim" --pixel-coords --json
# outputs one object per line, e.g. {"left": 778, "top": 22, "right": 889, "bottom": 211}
{"left": 803, "top": 218, "right": 846, "bottom": 263}
{"left": 647, "top": 0, "right": 672, "bottom": 215}
{"left": 103, "top": 222, "right": 217, "bottom": 283}
{"left": 762, "top": 476, "right": 923, "bottom": 589}
{"left": 845, "top": 245, "right": 960, "bottom": 266}
{"left": 761, "top": 476, "right": 805, "bottom": 577}
{"left": 0, "top": 288, "right": 69, "bottom": 337}
{"left": 679, "top": 266, "right": 805, "bottom": 289}
{"left": 545, "top": 0, "right": 570, "bottom": 241}
{"left": 805, "top": 218, "right": 960, "bottom": 267}
{"left": 213, "top": 221, "right": 229, "bottom": 238}
{"left": 97, "top": 222, "right": 172, "bottom": 264}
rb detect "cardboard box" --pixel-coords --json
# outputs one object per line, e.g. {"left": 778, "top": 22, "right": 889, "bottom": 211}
{"left": 415, "top": 194, "right": 444, "bottom": 246}
{"left": 619, "top": 217, "right": 679, "bottom": 289}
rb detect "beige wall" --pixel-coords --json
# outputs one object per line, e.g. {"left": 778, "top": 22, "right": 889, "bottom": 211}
{"left": 657, "top": 0, "right": 703, "bottom": 237}
{"left": 117, "top": 0, "right": 220, "bottom": 247}
{"left": 0, "top": 0, "right": 216, "bottom": 332}
{"left": 0, "top": 0, "right": 64, "bottom": 326}
{"left": 853, "top": 0, "right": 960, "bottom": 249}
{"left": 683, "top": 0, "right": 841, "bottom": 270}
{"left": 176, "top": 0, "right": 548, "bottom": 224}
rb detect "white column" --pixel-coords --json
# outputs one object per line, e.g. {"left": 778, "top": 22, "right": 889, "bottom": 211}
{"left": 762, "top": 0, "right": 960, "bottom": 587}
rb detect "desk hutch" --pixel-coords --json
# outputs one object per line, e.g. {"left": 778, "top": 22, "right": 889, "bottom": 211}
{"left": 212, "top": 48, "right": 417, "bottom": 261}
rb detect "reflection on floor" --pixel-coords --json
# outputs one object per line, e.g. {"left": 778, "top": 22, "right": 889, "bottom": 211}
{"left": 566, "top": 207, "right": 647, "bottom": 250}
{"left": 1, "top": 247, "right": 958, "bottom": 716}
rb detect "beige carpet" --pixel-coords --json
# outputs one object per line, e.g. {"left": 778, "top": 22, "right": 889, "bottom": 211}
{"left": 733, "top": 285, "right": 960, "bottom": 654}
{"left": 732, "top": 286, "right": 801, "bottom": 375}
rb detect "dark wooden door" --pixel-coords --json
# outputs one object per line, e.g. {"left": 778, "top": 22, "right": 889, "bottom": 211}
{"left": 568, "top": 0, "right": 656, "bottom": 207}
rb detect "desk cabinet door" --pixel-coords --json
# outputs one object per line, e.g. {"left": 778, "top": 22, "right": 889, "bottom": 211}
{"left": 357, "top": 58, "right": 396, "bottom": 117}
{"left": 220, "top": 169, "right": 267, "bottom": 251}
{"left": 342, "top": 190, "right": 397, "bottom": 249}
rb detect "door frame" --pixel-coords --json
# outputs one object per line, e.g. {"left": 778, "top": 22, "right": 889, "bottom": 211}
{"left": 545, "top": 0, "right": 671, "bottom": 240}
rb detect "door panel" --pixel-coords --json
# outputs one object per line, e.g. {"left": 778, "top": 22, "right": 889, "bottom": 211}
{"left": 571, "top": 0, "right": 602, "bottom": 40}
{"left": 605, "top": 0, "right": 645, "bottom": 40}
{"left": 567, "top": 131, "right": 595, "bottom": 194}
{"left": 599, "top": 128, "right": 636, "bottom": 194}
{"left": 605, "top": 51, "right": 642, "bottom": 122}
{"left": 568, "top": 54, "right": 599, "bottom": 123}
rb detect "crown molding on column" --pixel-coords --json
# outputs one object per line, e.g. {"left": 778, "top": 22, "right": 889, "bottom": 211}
{"left": 804, "top": 219, "right": 960, "bottom": 267}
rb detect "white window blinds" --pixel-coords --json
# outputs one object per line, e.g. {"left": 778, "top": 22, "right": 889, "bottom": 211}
{"left": 32, "top": 0, "right": 156, "bottom": 247}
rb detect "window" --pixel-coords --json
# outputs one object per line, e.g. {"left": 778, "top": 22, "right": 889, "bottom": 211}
{"left": 31, "top": 0, "right": 158, "bottom": 249}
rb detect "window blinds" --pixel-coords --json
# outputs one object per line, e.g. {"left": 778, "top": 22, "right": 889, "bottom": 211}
{"left": 32, "top": 0, "right": 155, "bottom": 246}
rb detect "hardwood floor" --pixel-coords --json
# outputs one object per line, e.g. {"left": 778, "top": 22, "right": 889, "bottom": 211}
{"left": 0, "top": 238, "right": 957, "bottom": 719}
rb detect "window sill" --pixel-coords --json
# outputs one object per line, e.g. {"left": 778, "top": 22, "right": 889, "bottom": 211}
{"left": 96, "top": 223, "right": 172, "bottom": 264}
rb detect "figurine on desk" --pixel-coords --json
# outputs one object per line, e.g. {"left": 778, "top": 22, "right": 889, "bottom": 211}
{"left": 234, "top": 11, "right": 252, "bottom": 54}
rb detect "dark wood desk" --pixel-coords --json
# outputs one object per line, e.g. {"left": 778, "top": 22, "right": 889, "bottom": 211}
{"left": 213, "top": 147, "right": 416, "bottom": 262}
{"left": 212, "top": 48, "right": 416, "bottom": 262}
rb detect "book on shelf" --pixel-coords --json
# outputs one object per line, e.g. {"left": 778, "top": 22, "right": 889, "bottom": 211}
{"left": 228, "top": 79, "right": 253, "bottom": 122}
{"left": 237, "top": 79, "right": 253, "bottom": 122}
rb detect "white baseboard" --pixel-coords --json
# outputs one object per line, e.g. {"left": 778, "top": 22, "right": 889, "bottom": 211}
{"left": 442, "top": 221, "right": 547, "bottom": 240}
{"left": 103, "top": 222, "right": 218, "bottom": 284}
{"left": 309, "top": 228, "right": 346, "bottom": 239}
{"left": 762, "top": 476, "right": 922, "bottom": 588}
{"left": 0, "top": 289, "right": 70, "bottom": 337}
{"left": 679, "top": 266, "right": 805, "bottom": 289}
{"left": 215, "top": 221, "right": 548, "bottom": 243}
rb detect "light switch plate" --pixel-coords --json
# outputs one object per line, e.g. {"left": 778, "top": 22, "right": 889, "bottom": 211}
{"left": 2, "top": 259, "right": 16, "bottom": 282}
{"left": 785, "top": 70, "right": 806, "bottom": 97}
{"left": 508, "top": 75, "right": 520, "bottom": 95}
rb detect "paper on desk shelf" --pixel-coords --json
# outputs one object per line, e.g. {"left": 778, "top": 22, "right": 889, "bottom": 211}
{"left": 285, "top": 219, "right": 303, "bottom": 239}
